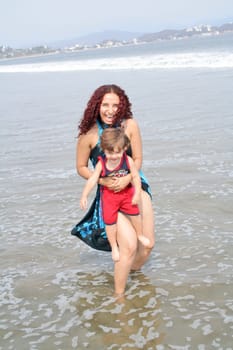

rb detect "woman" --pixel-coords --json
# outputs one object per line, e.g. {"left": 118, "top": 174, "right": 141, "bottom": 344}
{"left": 71, "top": 84, "right": 155, "bottom": 296}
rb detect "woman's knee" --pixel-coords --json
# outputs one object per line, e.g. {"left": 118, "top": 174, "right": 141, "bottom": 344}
{"left": 119, "top": 238, "right": 137, "bottom": 258}
{"left": 140, "top": 192, "right": 155, "bottom": 241}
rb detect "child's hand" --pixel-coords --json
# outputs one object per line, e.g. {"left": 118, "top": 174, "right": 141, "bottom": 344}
{"left": 132, "top": 193, "right": 140, "bottom": 205}
{"left": 80, "top": 197, "right": 87, "bottom": 210}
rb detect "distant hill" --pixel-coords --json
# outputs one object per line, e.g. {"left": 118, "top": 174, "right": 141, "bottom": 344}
{"left": 137, "top": 23, "right": 233, "bottom": 42}
{"left": 1, "top": 22, "right": 233, "bottom": 60}
{"left": 49, "top": 22, "right": 233, "bottom": 48}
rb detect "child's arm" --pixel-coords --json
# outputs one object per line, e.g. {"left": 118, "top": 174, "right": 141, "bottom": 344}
{"left": 80, "top": 161, "right": 102, "bottom": 209}
{"left": 127, "top": 156, "right": 141, "bottom": 205}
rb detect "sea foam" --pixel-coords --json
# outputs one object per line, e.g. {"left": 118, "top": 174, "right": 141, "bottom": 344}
{"left": 0, "top": 51, "right": 233, "bottom": 72}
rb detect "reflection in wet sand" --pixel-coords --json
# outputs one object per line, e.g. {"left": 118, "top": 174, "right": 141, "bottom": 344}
{"left": 73, "top": 270, "right": 164, "bottom": 349}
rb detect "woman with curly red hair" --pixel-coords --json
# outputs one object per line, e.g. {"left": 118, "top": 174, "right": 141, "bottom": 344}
{"left": 71, "top": 84, "right": 155, "bottom": 296}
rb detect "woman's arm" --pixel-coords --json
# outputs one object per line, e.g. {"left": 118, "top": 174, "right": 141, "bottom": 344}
{"left": 127, "top": 156, "right": 141, "bottom": 205}
{"left": 76, "top": 133, "right": 94, "bottom": 180}
{"left": 125, "top": 118, "right": 143, "bottom": 171}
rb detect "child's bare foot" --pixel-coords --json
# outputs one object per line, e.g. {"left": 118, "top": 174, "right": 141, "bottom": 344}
{"left": 138, "top": 235, "right": 150, "bottom": 247}
{"left": 111, "top": 246, "right": 120, "bottom": 262}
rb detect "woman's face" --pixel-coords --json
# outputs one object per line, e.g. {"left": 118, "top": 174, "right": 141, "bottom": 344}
{"left": 99, "top": 93, "right": 120, "bottom": 125}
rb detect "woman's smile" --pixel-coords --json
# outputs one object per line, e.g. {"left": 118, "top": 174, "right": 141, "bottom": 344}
{"left": 100, "top": 93, "right": 120, "bottom": 124}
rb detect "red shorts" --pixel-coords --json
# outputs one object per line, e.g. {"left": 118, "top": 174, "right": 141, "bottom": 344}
{"left": 101, "top": 186, "right": 139, "bottom": 225}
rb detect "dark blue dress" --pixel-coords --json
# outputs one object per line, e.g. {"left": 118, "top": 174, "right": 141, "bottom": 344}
{"left": 71, "top": 121, "right": 152, "bottom": 251}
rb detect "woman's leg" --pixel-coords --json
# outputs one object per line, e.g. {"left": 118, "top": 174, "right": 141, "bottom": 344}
{"left": 114, "top": 213, "right": 138, "bottom": 296}
{"left": 131, "top": 191, "right": 155, "bottom": 270}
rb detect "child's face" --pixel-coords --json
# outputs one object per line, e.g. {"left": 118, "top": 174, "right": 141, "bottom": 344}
{"left": 104, "top": 147, "right": 124, "bottom": 165}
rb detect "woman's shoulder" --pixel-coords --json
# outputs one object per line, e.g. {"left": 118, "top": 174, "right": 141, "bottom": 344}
{"left": 123, "top": 117, "right": 139, "bottom": 129}
{"left": 123, "top": 118, "right": 140, "bottom": 137}
{"left": 78, "top": 124, "right": 98, "bottom": 146}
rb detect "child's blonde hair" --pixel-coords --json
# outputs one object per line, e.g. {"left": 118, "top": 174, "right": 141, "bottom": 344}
{"left": 100, "top": 127, "right": 130, "bottom": 152}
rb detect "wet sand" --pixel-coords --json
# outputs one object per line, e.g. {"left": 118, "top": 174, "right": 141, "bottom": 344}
{"left": 0, "top": 69, "right": 233, "bottom": 349}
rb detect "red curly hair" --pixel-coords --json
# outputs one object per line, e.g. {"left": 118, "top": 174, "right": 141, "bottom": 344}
{"left": 78, "top": 84, "right": 132, "bottom": 135}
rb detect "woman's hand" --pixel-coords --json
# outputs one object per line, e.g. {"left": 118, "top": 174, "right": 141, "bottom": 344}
{"left": 132, "top": 192, "right": 140, "bottom": 205}
{"left": 100, "top": 174, "right": 132, "bottom": 192}
{"left": 112, "top": 175, "right": 131, "bottom": 192}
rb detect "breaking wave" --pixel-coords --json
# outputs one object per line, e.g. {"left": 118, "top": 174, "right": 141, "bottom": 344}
{"left": 0, "top": 51, "right": 233, "bottom": 72}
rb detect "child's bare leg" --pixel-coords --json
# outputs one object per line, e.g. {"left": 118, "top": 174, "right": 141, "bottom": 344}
{"left": 138, "top": 234, "right": 151, "bottom": 247}
{"left": 106, "top": 224, "right": 120, "bottom": 262}
{"left": 130, "top": 215, "right": 151, "bottom": 247}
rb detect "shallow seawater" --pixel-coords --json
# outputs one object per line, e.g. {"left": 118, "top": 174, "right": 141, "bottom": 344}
{"left": 0, "top": 68, "right": 233, "bottom": 349}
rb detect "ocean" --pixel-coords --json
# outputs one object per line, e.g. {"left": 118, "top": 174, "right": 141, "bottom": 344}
{"left": 0, "top": 33, "right": 233, "bottom": 349}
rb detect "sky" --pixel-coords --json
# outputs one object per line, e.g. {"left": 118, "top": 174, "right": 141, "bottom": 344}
{"left": 0, "top": 0, "right": 233, "bottom": 47}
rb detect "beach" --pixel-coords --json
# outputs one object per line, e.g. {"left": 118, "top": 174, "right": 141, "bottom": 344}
{"left": 0, "top": 36, "right": 233, "bottom": 349}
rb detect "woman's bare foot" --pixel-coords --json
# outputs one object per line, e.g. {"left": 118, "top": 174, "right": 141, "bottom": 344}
{"left": 114, "top": 292, "right": 125, "bottom": 301}
{"left": 138, "top": 234, "right": 150, "bottom": 247}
